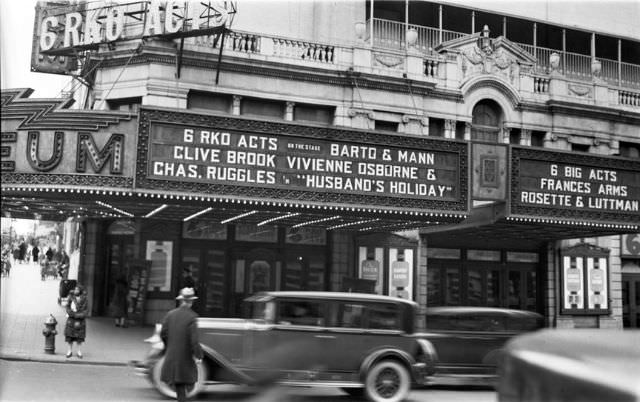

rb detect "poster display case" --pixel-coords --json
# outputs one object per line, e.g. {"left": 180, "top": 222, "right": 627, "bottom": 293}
{"left": 560, "top": 243, "right": 610, "bottom": 315}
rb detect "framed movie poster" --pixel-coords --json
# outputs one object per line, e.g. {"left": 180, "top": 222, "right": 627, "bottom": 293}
{"left": 146, "top": 240, "right": 173, "bottom": 292}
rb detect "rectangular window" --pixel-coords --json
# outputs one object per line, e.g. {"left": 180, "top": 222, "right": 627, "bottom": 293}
{"left": 427, "top": 269, "right": 442, "bottom": 306}
{"left": 235, "top": 224, "right": 278, "bottom": 242}
{"left": 367, "top": 303, "right": 400, "bottom": 330}
{"left": 374, "top": 120, "right": 398, "bottom": 132}
{"left": 294, "top": 104, "right": 335, "bottom": 124}
{"left": 277, "top": 300, "right": 325, "bottom": 326}
{"left": 187, "top": 91, "right": 231, "bottom": 112}
{"left": 467, "top": 250, "right": 501, "bottom": 261}
{"left": 241, "top": 98, "right": 285, "bottom": 119}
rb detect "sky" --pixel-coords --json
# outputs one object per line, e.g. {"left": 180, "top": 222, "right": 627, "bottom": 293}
{"left": 0, "top": 0, "right": 71, "bottom": 97}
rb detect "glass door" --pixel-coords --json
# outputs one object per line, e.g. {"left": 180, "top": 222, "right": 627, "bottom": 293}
{"left": 104, "top": 236, "right": 134, "bottom": 315}
{"left": 283, "top": 249, "right": 326, "bottom": 291}
{"left": 180, "top": 242, "right": 227, "bottom": 317}
{"left": 230, "top": 248, "right": 278, "bottom": 317}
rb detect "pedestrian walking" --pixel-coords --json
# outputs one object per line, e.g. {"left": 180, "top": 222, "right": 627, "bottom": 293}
{"left": 64, "top": 284, "right": 89, "bottom": 358}
{"left": 45, "top": 246, "right": 54, "bottom": 261}
{"left": 160, "top": 287, "right": 203, "bottom": 402}
{"left": 109, "top": 273, "right": 129, "bottom": 327}
{"left": 31, "top": 244, "right": 39, "bottom": 264}
{"left": 18, "top": 241, "right": 26, "bottom": 263}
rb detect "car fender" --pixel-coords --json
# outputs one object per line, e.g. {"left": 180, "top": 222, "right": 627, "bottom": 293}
{"left": 359, "top": 347, "right": 415, "bottom": 382}
{"left": 200, "top": 344, "right": 256, "bottom": 384}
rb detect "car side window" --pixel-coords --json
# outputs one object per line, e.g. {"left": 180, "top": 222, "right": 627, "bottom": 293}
{"left": 455, "top": 315, "right": 505, "bottom": 331}
{"left": 276, "top": 300, "right": 324, "bottom": 326}
{"left": 367, "top": 303, "right": 400, "bottom": 330}
{"left": 336, "top": 303, "right": 365, "bottom": 328}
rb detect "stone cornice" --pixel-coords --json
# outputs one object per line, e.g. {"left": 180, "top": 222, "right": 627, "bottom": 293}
{"left": 547, "top": 100, "right": 640, "bottom": 125}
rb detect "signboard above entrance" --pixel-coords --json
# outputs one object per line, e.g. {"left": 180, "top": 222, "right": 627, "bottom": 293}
{"left": 32, "top": 1, "right": 236, "bottom": 73}
{"left": 136, "top": 109, "right": 468, "bottom": 215}
{"left": 511, "top": 147, "right": 640, "bottom": 224}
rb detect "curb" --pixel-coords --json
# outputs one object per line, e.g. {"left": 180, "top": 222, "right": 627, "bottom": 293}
{"left": 0, "top": 352, "right": 130, "bottom": 367}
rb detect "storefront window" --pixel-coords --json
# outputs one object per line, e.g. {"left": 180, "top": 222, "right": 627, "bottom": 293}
{"left": 427, "top": 269, "right": 441, "bottom": 306}
{"left": 445, "top": 267, "right": 460, "bottom": 305}
{"left": 487, "top": 269, "right": 501, "bottom": 307}
{"left": 235, "top": 224, "right": 277, "bottom": 242}
{"left": 467, "top": 269, "right": 482, "bottom": 305}
{"left": 183, "top": 220, "right": 226, "bottom": 240}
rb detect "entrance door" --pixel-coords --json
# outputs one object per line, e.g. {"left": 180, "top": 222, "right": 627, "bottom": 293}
{"left": 181, "top": 242, "right": 227, "bottom": 317}
{"left": 230, "top": 248, "right": 278, "bottom": 316}
{"left": 104, "top": 236, "right": 134, "bottom": 315}
{"left": 622, "top": 274, "right": 640, "bottom": 328}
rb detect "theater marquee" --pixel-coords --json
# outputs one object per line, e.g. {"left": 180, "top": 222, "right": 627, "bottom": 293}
{"left": 136, "top": 109, "right": 469, "bottom": 213}
{"left": 511, "top": 147, "right": 640, "bottom": 223}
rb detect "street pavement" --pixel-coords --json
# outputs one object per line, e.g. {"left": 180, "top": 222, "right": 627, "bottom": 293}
{"left": 0, "top": 259, "right": 152, "bottom": 366}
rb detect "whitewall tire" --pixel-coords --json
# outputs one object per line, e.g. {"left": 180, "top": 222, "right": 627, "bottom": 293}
{"left": 364, "top": 360, "right": 410, "bottom": 402}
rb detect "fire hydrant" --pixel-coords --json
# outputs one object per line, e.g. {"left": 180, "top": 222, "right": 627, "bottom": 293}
{"left": 43, "top": 314, "right": 58, "bottom": 354}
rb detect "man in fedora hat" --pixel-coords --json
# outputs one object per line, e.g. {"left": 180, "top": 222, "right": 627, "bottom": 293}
{"left": 160, "top": 287, "right": 204, "bottom": 402}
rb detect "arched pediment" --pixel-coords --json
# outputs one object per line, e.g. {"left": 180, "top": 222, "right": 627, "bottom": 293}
{"left": 461, "top": 76, "right": 520, "bottom": 122}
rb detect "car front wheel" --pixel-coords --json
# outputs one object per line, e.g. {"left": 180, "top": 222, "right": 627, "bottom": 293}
{"left": 150, "top": 356, "right": 207, "bottom": 399}
{"left": 364, "top": 360, "right": 410, "bottom": 402}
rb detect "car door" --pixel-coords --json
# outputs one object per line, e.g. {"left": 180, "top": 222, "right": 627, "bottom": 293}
{"left": 323, "top": 301, "right": 413, "bottom": 376}
{"left": 426, "top": 313, "right": 506, "bottom": 375}
{"left": 245, "top": 298, "right": 328, "bottom": 379}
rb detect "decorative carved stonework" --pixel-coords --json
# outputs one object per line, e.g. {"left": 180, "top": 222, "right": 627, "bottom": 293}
{"left": 461, "top": 46, "right": 518, "bottom": 84}
{"left": 373, "top": 53, "right": 403, "bottom": 69}
{"left": 568, "top": 84, "right": 592, "bottom": 98}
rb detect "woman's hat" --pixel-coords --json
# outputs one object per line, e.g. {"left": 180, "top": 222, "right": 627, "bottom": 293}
{"left": 176, "top": 287, "right": 198, "bottom": 300}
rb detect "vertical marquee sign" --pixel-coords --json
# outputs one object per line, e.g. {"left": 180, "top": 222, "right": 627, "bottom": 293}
{"left": 510, "top": 147, "right": 640, "bottom": 225}
{"left": 135, "top": 109, "right": 469, "bottom": 216}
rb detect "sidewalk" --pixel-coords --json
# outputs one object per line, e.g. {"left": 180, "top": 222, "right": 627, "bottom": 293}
{"left": 0, "top": 313, "right": 153, "bottom": 366}
{"left": 0, "top": 260, "right": 154, "bottom": 367}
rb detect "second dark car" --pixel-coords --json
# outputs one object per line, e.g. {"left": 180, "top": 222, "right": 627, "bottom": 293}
{"left": 421, "top": 306, "right": 544, "bottom": 385}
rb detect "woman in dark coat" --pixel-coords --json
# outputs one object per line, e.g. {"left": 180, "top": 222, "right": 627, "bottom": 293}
{"left": 160, "top": 288, "right": 203, "bottom": 402}
{"left": 64, "top": 284, "right": 89, "bottom": 358}
{"left": 32, "top": 245, "right": 39, "bottom": 263}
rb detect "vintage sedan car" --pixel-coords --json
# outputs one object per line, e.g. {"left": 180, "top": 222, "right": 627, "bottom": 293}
{"left": 497, "top": 329, "right": 640, "bottom": 402}
{"left": 421, "top": 306, "right": 544, "bottom": 385}
{"left": 138, "top": 291, "right": 437, "bottom": 402}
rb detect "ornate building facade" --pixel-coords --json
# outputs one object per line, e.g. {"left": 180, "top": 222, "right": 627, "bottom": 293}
{"left": 2, "top": 1, "right": 639, "bottom": 328}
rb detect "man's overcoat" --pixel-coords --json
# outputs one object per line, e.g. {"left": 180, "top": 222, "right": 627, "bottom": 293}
{"left": 160, "top": 305, "right": 204, "bottom": 385}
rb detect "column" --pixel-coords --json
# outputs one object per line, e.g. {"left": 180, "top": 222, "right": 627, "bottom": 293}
{"left": 502, "top": 125, "right": 511, "bottom": 144}
{"left": 464, "top": 122, "right": 471, "bottom": 141}
{"left": 285, "top": 101, "right": 295, "bottom": 121}
{"left": 438, "top": 5, "right": 443, "bottom": 44}
{"left": 520, "top": 129, "right": 532, "bottom": 146}
{"left": 471, "top": 11, "right": 475, "bottom": 34}
{"left": 444, "top": 119, "right": 456, "bottom": 139}
{"left": 232, "top": 95, "right": 242, "bottom": 115}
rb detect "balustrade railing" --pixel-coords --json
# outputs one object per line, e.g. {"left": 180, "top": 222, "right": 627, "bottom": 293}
{"left": 533, "top": 76, "right": 550, "bottom": 93}
{"left": 369, "top": 18, "right": 639, "bottom": 88}
{"left": 619, "top": 90, "right": 640, "bottom": 107}
{"left": 272, "top": 38, "right": 335, "bottom": 63}
{"left": 424, "top": 58, "right": 439, "bottom": 78}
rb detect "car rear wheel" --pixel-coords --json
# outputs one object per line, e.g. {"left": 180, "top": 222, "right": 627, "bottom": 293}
{"left": 364, "top": 360, "right": 410, "bottom": 402}
{"left": 150, "top": 356, "right": 207, "bottom": 399}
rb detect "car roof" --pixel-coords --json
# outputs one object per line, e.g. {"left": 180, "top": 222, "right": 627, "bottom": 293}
{"left": 247, "top": 291, "right": 418, "bottom": 307}
{"left": 426, "top": 306, "right": 543, "bottom": 318}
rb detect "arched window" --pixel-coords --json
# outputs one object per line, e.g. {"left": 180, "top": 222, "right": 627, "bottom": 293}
{"left": 472, "top": 100, "right": 502, "bottom": 143}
